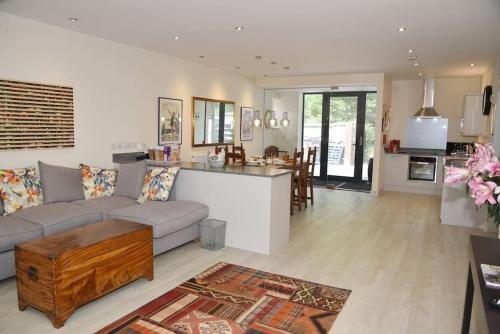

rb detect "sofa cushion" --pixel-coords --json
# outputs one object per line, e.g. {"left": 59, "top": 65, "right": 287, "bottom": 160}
{"left": 137, "top": 167, "right": 180, "bottom": 204}
{"left": 0, "top": 216, "right": 43, "bottom": 252}
{"left": 12, "top": 202, "right": 102, "bottom": 236}
{"left": 38, "top": 161, "right": 84, "bottom": 203}
{"left": 80, "top": 164, "right": 118, "bottom": 199}
{"left": 115, "top": 161, "right": 147, "bottom": 200}
{"left": 0, "top": 166, "right": 44, "bottom": 215}
{"left": 72, "top": 196, "right": 137, "bottom": 219}
{"left": 108, "top": 200, "right": 208, "bottom": 238}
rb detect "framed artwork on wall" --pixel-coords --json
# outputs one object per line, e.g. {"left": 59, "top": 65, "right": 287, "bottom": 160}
{"left": 240, "top": 107, "right": 254, "bottom": 141}
{"left": 158, "top": 97, "right": 183, "bottom": 145}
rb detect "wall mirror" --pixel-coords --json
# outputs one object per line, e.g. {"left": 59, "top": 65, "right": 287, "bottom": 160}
{"left": 192, "top": 97, "right": 235, "bottom": 147}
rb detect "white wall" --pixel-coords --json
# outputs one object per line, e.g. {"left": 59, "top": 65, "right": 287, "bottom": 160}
{"left": 389, "top": 77, "right": 481, "bottom": 146}
{"left": 0, "top": 13, "right": 264, "bottom": 169}
{"left": 263, "top": 90, "right": 301, "bottom": 155}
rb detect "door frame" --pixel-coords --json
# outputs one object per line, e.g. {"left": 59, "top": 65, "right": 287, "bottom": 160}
{"left": 302, "top": 91, "right": 375, "bottom": 183}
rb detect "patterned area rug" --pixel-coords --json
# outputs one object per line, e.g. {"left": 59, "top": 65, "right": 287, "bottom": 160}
{"left": 97, "top": 262, "right": 351, "bottom": 334}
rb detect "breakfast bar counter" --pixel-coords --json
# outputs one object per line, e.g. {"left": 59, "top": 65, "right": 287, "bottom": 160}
{"left": 147, "top": 160, "right": 291, "bottom": 178}
{"left": 147, "top": 160, "right": 292, "bottom": 255}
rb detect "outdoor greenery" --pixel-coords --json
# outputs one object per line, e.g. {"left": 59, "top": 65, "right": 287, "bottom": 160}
{"left": 303, "top": 93, "right": 377, "bottom": 163}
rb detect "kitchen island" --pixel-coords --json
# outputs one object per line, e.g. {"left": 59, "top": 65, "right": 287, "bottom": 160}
{"left": 148, "top": 161, "right": 292, "bottom": 255}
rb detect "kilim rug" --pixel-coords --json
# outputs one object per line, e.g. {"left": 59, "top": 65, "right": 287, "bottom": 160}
{"left": 97, "top": 262, "right": 351, "bottom": 334}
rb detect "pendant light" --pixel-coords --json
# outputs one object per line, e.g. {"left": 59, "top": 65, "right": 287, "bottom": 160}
{"left": 253, "top": 110, "right": 263, "bottom": 127}
{"left": 268, "top": 111, "right": 278, "bottom": 128}
{"left": 281, "top": 112, "right": 290, "bottom": 127}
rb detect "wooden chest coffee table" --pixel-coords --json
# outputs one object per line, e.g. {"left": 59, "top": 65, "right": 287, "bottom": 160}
{"left": 15, "top": 219, "right": 153, "bottom": 328}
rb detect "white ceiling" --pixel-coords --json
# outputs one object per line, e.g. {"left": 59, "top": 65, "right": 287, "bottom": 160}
{"left": 1, "top": 0, "right": 499, "bottom": 79}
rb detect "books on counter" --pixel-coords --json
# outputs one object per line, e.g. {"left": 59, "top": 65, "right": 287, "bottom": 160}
{"left": 481, "top": 264, "right": 500, "bottom": 289}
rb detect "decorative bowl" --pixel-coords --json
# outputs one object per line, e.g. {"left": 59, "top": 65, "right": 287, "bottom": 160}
{"left": 208, "top": 159, "right": 225, "bottom": 168}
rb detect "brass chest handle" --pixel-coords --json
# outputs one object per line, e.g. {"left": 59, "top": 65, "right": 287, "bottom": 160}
{"left": 27, "top": 266, "right": 38, "bottom": 281}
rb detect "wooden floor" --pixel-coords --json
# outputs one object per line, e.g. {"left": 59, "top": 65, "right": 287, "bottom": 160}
{"left": 0, "top": 189, "right": 492, "bottom": 333}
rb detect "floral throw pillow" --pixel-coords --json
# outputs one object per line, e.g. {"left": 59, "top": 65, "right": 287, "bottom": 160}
{"left": 137, "top": 167, "right": 180, "bottom": 204}
{"left": 0, "top": 167, "right": 44, "bottom": 215}
{"left": 80, "top": 164, "right": 118, "bottom": 199}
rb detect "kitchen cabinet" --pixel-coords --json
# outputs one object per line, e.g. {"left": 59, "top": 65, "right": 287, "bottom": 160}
{"left": 440, "top": 182, "right": 486, "bottom": 227}
{"left": 383, "top": 153, "right": 443, "bottom": 196}
{"left": 384, "top": 154, "right": 408, "bottom": 186}
{"left": 461, "top": 95, "right": 483, "bottom": 136}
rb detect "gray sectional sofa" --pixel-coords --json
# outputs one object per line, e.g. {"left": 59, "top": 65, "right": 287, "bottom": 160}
{"left": 0, "top": 160, "right": 209, "bottom": 280}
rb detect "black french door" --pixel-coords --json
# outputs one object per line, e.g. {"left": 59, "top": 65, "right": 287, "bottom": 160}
{"left": 303, "top": 92, "right": 374, "bottom": 183}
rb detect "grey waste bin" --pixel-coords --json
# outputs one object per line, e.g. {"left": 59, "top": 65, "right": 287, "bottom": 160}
{"left": 200, "top": 219, "right": 227, "bottom": 250}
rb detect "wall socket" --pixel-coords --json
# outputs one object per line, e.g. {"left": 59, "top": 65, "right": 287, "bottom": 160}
{"left": 110, "top": 142, "right": 147, "bottom": 151}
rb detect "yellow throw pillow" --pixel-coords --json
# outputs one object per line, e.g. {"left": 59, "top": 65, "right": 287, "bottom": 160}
{"left": 0, "top": 167, "right": 44, "bottom": 215}
{"left": 80, "top": 164, "right": 118, "bottom": 199}
{"left": 137, "top": 167, "right": 180, "bottom": 204}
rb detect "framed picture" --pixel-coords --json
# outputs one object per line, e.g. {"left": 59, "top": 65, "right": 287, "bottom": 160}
{"left": 158, "top": 97, "right": 183, "bottom": 145}
{"left": 240, "top": 107, "right": 254, "bottom": 141}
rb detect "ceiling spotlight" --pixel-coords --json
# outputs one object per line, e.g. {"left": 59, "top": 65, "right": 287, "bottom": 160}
{"left": 397, "top": 27, "right": 407, "bottom": 32}
{"left": 413, "top": 62, "right": 419, "bottom": 66}
{"left": 235, "top": 26, "right": 244, "bottom": 31}
{"left": 271, "top": 61, "right": 278, "bottom": 65}
{"left": 408, "top": 49, "right": 414, "bottom": 53}
{"left": 68, "top": 17, "right": 79, "bottom": 22}
{"left": 234, "top": 66, "right": 240, "bottom": 70}
{"left": 470, "top": 63, "right": 475, "bottom": 67}
{"left": 255, "top": 56, "right": 262, "bottom": 60}
{"left": 418, "top": 72, "right": 423, "bottom": 76}
{"left": 173, "top": 36, "right": 180, "bottom": 40}
{"left": 284, "top": 66, "right": 290, "bottom": 70}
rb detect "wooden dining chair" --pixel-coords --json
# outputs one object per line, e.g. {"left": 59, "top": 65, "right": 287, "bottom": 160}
{"left": 265, "top": 145, "right": 288, "bottom": 159}
{"left": 224, "top": 146, "right": 246, "bottom": 166}
{"left": 231, "top": 143, "right": 244, "bottom": 164}
{"left": 290, "top": 148, "right": 304, "bottom": 215}
{"left": 303, "top": 146, "right": 317, "bottom": 207}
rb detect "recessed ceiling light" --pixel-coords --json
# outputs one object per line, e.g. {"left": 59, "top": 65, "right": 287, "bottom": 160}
{"left": 235, "top": 26, "right": 244, "bottom": 31}
{"left": 408, "top": 49, "right": 414, "bottom": 53}
{"left": 255, "top": 56, "right": 262, "bottom": 60}
{"left": 173, "top": 36, "right": 180, "bottom": 40}
{"left": 413, "top": 62, "right": 419, "bottom": 66}
{"left": 68, "top": 17, "right": 78, "bottom": 22}
{"left": 284, "top": 66, "right": 290, "bottom": 70}
{"left": 470, "top": 63, "right": 475, "bottom": 67}
{"left": 271, "top": 61, "right": 278, "bottom": 65}
{"left": 234, "top": 66, "right": 240, "bottom": 70}
{"left": 397, "top": 27, "right": 407, "bottom": 32}
{"left": 418, "top": 72, "right": 423, "bottom": 76}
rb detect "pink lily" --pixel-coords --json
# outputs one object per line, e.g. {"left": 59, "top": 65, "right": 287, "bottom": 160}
{"left": 485, "top": 161, "right": 500, "bottom": 177}
{"left": 444, "top": 166, "right": 470, "bottom": 185}
{"left": 467, "top": 143, "right": 498, "bottom": 174}
{"left": 468, "top": 177, "right": 497, "bottom": 206}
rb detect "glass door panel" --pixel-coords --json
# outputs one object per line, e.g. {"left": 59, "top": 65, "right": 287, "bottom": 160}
{"left": 328, "top": 96, "right": 359, "bottom": 178}
{"left": 363, "top": 93, "right": 377, "bottom": 181}
{"left": 303, "top": 94, "right": 322, "bottom": 177}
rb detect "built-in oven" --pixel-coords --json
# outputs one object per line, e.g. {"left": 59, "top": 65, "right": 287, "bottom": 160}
{"left": 408, "top": 156, "right": 437, "bottom": 182}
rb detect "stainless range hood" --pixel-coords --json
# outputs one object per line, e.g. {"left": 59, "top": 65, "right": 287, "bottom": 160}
{"left": 414, "top": 79, "right": 440, "bottom": 118}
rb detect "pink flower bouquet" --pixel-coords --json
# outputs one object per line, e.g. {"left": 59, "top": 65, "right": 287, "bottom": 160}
{"left": 445, "top": 143, "right": 500, "bottom": 226}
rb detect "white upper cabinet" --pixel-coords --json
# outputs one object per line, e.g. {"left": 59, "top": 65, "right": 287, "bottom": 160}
{"left": 461, "top": 95, "right": 483, "bottom": 136}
